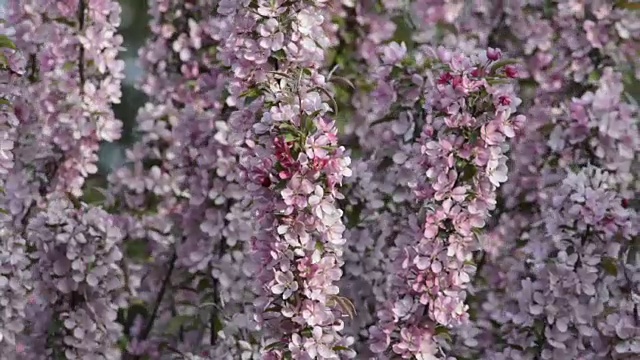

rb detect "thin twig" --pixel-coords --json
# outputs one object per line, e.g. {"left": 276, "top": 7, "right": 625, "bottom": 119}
{"left": 127, "top": 250, "right": 178, "bottom": 360}
{"left": 77, "top": 0, "right": 86, "bottom": 88}
{"left": 142, "top": 250, "right": 177, "bottom": 340}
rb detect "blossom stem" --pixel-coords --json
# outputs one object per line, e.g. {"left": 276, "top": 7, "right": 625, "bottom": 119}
{"left": 130, "top": 250, "right": 177, "bottom": 360}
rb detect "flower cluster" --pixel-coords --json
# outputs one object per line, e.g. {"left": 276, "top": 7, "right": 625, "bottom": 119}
{"left": 8, "top": 0, "right": 124, "bottom": 196}
{"left": 404, "top": 2, "right": 640, "bottom": 359}
{"left": 108, "top": 0, "right": 259, "bottom": 357}
{"left": 0, "top": 0, "right": 126, "bottom": 358}
{"left": 224, "top": 0, "right": 355, "bottom": 358}
{"left": 536, "top": 166, "right": 637, "bottom": 359}
{"left": 246, "top": 77, "right": 355, "bottom": 359}
{"left": 0, "top": 43, "right": 24, "bottom": 176}
{"left": 1, "top": 0, "right": 639, "bottom": 359}
{"left": 360, "top": 43, "right": 525, "bottom": 358}
{"left": 25, "top": 195, "right": 127, "bottom": 358}
{"left": 0, "top": 38, "right": 30, "bottom": 354}
{"left": 450, "top": 69, "right": 640, "bottom": 360}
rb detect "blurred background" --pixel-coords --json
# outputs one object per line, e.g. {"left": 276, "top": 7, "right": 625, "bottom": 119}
{"left": 101, "top": 0, "right": 150, "bottom": 174}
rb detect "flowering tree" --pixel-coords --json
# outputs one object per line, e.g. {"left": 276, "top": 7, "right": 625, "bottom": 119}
{"left": 0, "top": 0, "right": 638, "bottom": 359}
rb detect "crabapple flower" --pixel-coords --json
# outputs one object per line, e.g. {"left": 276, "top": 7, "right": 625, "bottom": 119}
{"left": 230, "top": 1, "right": 355, "bottom": 358}
{"left": 360, "top": 43, "right": 525, "bottom": 358}
{"left": 8, "top": 0, "right": 125, "bottom": 196}
{"left": 107, "top": 0, "right": 260, "bottom": 357}
{"left": 24, "top": 195, "right": 127, "bottom": 358}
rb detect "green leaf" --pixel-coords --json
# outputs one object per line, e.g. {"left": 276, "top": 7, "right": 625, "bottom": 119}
{"left": 628, "top": 236, "right": 640, "bottom": 265}
{"left": 435, "top": 325, "right": 449, "bottom": 335}
{"left": 325, "top": 48, "right": 337, "bottom": 65}
{"left": 458, "top": 163, "right": 478, "bottom": 182}
{"left": 307, "top": 109, "right": 324, "bottom": 121}
{"left": 0, "top": 35, "right": 16, "bottom": 50}
{"left": 271, "top": 49, "right": 286, "bottom": 60}
{"left": 466, "top": 128, "right": 479, "bottom": 143}
{"left": 359, "top": 80, "right": 375, "bottom": 93}
{"left": 543, "top": 0, "right": 555, "bottom": 17}
{"left": 264, "top": 341, "right": 286, "bottom": 351}
{"left": 117, "top": 337, "right": 129, "bottom": 351}
{"left": 264, "top": 305, "right": 282, "bottom": 313}
{"left": 125, "top": 301, "right": 149, "bottom": 327}
{"left": 65, "top": 192, "right": 82, "bottom": 209}
{"left": 63, "top": 61, "right": 76, "bottom": 71}
{"left": 330, "top": 295, "right": 357, "bottom": 319}
{"left": 165, "top": 315, "right": 194, "bottom": 335}
{"left": 486, "top": 78, "right": 512, "bottom": 86}
{"left": 125, "top": 239, "right": 150, "bottom": 262}
{"left": 616, "top": 1, "right": 640, "bottom": 10}
{"left": 311, "top": 86, "right": 338, "bottom": 114}
{"left": 392, "top": 15, "right": 415, "bottom": 48}
{"left": 370, "top": 113, "right": 398, "bottom": 127}
{"left": 268, "top": 71, "right": 293, "bottom": 79}
{"left": 489, "top": 59, "right": 519, "bottom": 74}
{"left": 463, "top": 259, "right": 476, "bottom": 267}
{"left": 283, "top": 132, "right": 296, "bottom": 142}
{"left": 329, "top": 76, "right": 355, "bottom": 90}
{"left": 345, "top": 204, "right": 361, "bottom": 228}
{"left": 435, "top": 325, "right": 452, "bottom": 341}
{"left": 212, "top": 315, "right": 224, "bottom": 334}
{"left": 81, "top": 184, "right": 108, "bottom": 205}
{"left": 332, "top": 346, "right": 351, "bottom": 352}
{"left": 51, "top": 16, "right": 76, "bottom": 27}
{"left": 538, "top": 123, "right": 556, "bottom": 136}
{"left": 601, "top": 257, "right": 618, "bottom": 276}
{"left": 533, "top": 319, "right": 546, "bottom": 338}
{"left": 240, "top": 87, "right": 263, "bottom": 100}
{"left": 197, "top": 277, "right": 212, "bottom": 292}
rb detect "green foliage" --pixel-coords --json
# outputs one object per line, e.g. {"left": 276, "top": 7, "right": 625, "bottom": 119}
{"left": 600, "top": 257, "right": 618, "bottom": 276}
{"left": 165, "top": 314, "right": 197, "bottom": 335}
{"left": 616, "top": 1, "right": 640, "bottom": 10}
{"left": 0, "top": 35, "right": 17, "bottom": 50}
{"left": 124, "top": 239, "right": 152, "bottom": 263}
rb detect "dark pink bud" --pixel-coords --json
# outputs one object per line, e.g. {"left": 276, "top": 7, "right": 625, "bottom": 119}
{"left": 438, "top": 72, "right": 453, "bottom": 85}
{"left": 471, "top": 67, "right": 485, "bottom": 78}
{"left": 504, "top": 65, "right": 518, "bottom": 78}
{"left": 487, "top": 47, "right": 502, "bottom": 61}
{"left": 451, "top": 75, "right": 463, "bottom": 88}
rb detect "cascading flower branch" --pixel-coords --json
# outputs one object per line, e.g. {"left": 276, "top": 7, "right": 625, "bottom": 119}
{"left": 205, "top": 0, "right": 355, "bottom": 358}
{"left": 0, "top": 35, "right": 30, "bottom": 354}
{"left": 368, "top": 44, "right": 526, "bottom": 358}
{"left": 0, "top": 39, "right": 23, "bottom": 176}
{"left": 107, "top": 0, "right": 260, "bottom": 357}
{"left": 225, "top": 1, "right": 355, "bottom": 358}
{"left": 449, "top": 67, "right": 640, "bottom": 360}
{"left": 247, "top": 72, "right": 355, "bottom": 359}
{"left": 0, "top": 0, "right": 127, "bottom": 358}
{"left": 8, "top": 0, "right": 125, "bottom": 196}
